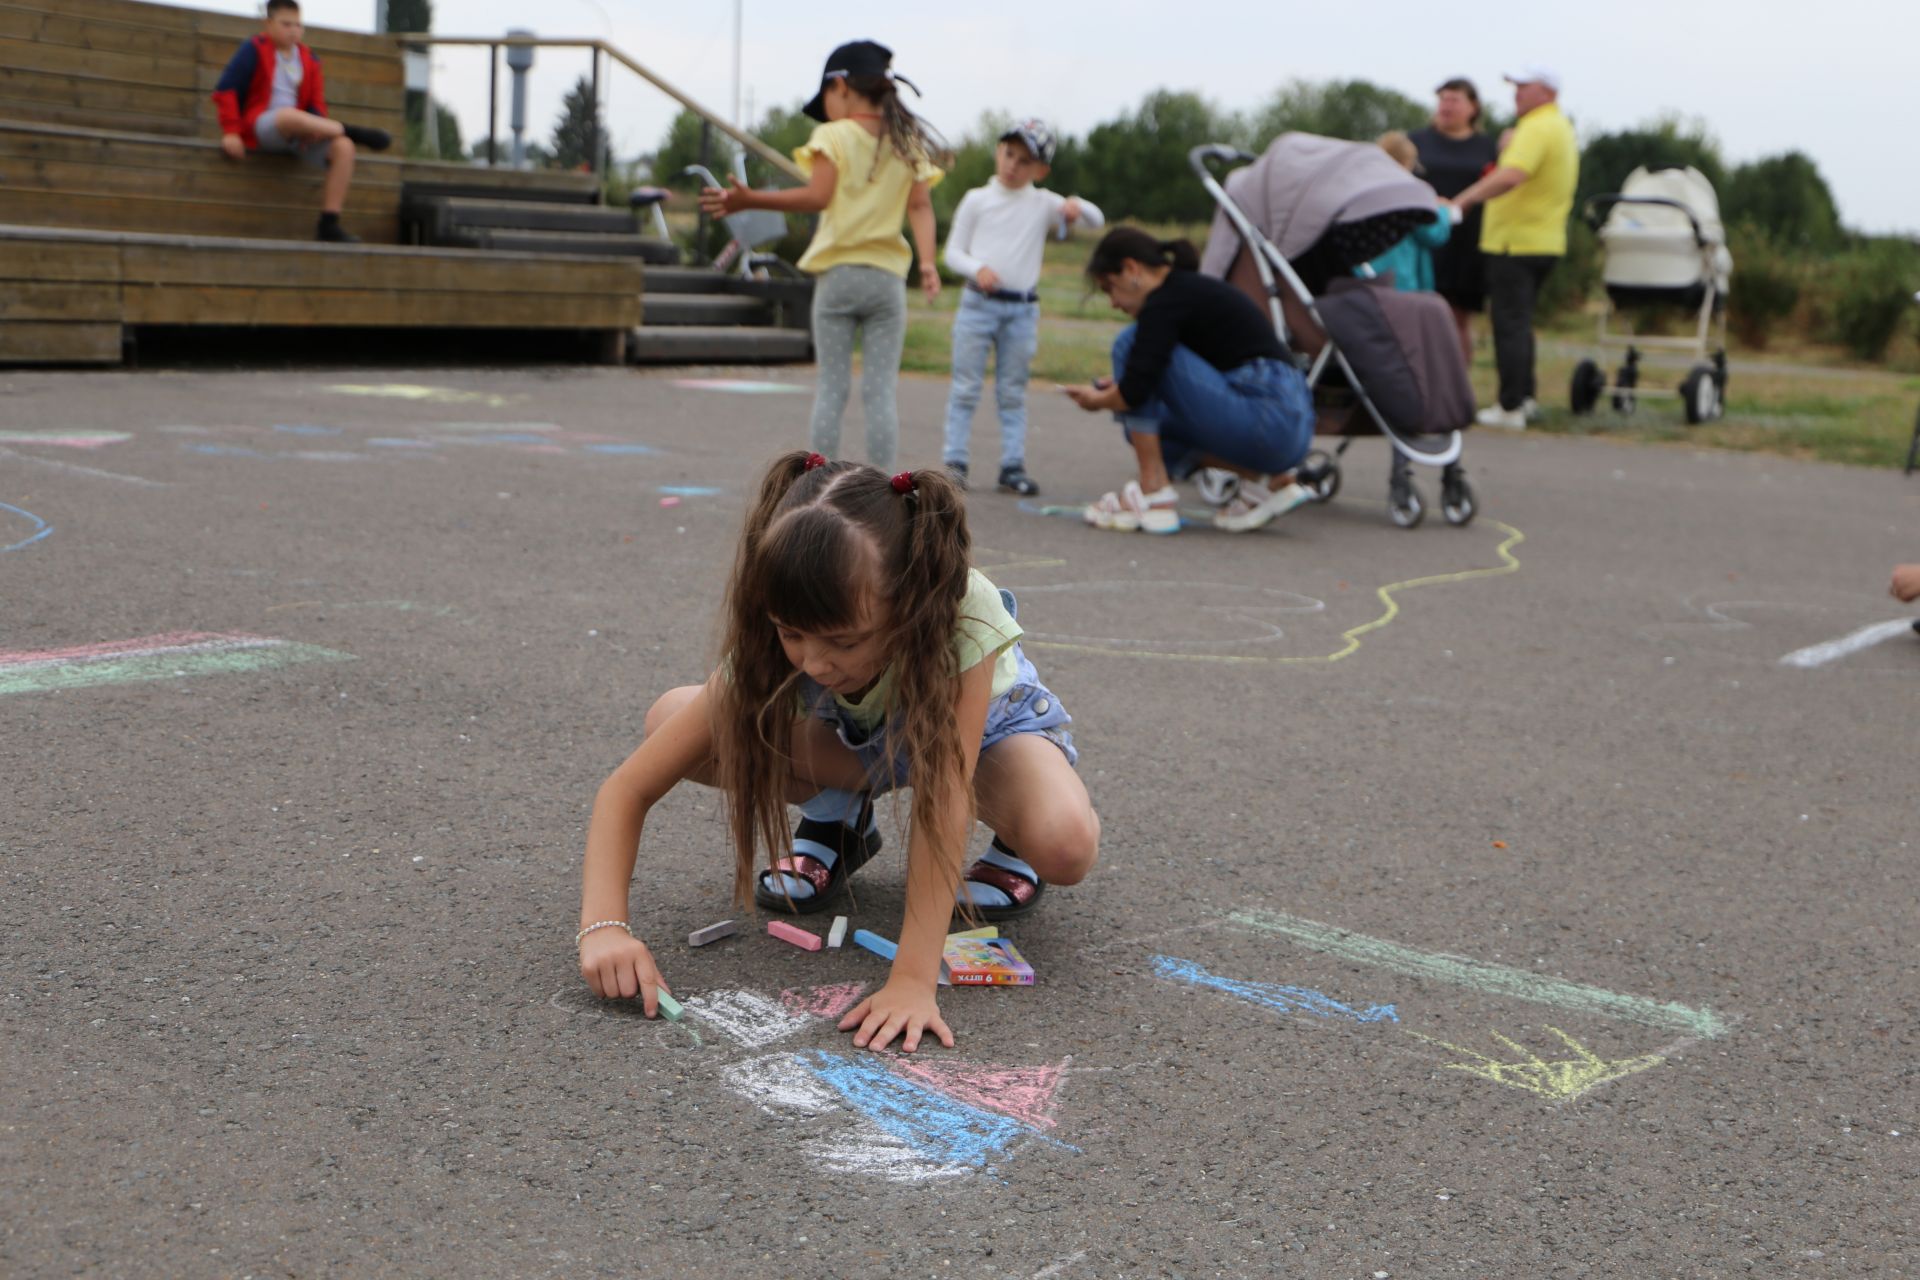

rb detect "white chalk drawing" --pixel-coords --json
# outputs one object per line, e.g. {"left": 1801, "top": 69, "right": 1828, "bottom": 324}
{"left": 1779, "top": 619, "right": 1916, "bottom": 669}
{"left": 1007, "top": 580, "right": 1328, "bottom": 654}
{"left": 682, "top": 989, "right": 813, "bottom": 1049}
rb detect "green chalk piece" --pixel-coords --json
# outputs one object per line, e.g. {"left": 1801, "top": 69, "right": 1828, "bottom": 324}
{"left": 654, "top": 990, "right": 684, "bottom": 1022}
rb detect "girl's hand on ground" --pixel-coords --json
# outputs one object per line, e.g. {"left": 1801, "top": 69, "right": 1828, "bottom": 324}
{"left": 1892, "top": 564, "right": 1920, "bottom": 602}
{"left": 919, "top": 261, "right": 942, "bottom": 302}
{"left": 698, "top": 180, "right": 747, "bottom": 217}
{"left": 579, "top": 930, "right": 673, "bottom": 1017}
{"left": 837, "top": 977, "right": 954, "bottom": 1053}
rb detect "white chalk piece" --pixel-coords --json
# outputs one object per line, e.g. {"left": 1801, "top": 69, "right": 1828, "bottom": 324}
{"left": 688, "top": 919, "right": 739, "bottom": 947}
{"left": 827, "top": 916, "right": 848, "bottom": 948}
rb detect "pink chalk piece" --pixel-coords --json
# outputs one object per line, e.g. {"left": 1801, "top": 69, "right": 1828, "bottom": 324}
{"left": 659, "top": 496, "right": 682, "bottom": 507}
{"left": 891, "top": 1059, "right": 1070, "bottom": 1131}
{"left": 780, "top": 981, "right": 868, "bottom": 1021}
{"left": 766, "top": 919, "right": 823, "bottom": 951}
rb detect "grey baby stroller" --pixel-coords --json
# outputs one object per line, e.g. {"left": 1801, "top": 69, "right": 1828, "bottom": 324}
{"left": 1194, "top": 134, "right": 1479, "bottom": 528}
{"left": 1572, "top": 165, "right": 1733, "bottom": 424}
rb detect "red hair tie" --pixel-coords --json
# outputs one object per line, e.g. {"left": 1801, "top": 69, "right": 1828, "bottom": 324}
{"left": 803, "top": 452, "right": 828, "bottom": 471}
{"left": 890, "top": 471, "right": 916, "bottom": 495}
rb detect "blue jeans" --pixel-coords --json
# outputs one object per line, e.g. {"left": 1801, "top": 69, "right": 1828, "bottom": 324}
{"left": 1110, "top": 327, "right": 1314, "bottom": 479}
{"left": 941, "top": 290, "right": 1040, "bottom": 470}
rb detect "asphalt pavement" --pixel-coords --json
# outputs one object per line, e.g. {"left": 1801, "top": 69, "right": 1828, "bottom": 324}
{"left": 3, "top": 365, "right": 1916, "bottom": 1278}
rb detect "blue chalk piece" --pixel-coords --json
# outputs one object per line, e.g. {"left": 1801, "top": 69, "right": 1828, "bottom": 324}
{"left": 1150, "top": 955, "right": 1398, "bottom": 1024}
{"left": 584, "top": 443, "right": 660, "bottom": 456}
{"left": 851, "top": 929, "right": 897, "bottom": 961}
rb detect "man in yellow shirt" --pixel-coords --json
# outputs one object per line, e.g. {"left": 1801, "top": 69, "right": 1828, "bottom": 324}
{"left": 1448, "top": 67, "right": 1578, "bottom": 429}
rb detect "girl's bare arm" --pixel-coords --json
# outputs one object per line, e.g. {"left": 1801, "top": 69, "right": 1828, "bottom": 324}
{"left": 578, "top": 680, "right": 718, "bottom": 1013}
{"left": 701, "top": 157, "right": 837, "bottom": 217}
{"left": 907, "top": 179, "right": 939, "bottom": 299}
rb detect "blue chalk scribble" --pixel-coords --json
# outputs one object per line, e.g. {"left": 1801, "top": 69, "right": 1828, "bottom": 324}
{"left": 182, "top": 443, "right": 267, "bottom": 458}
{"left": 1150, "top": 955, "right": 1399, "bottom": 1024}
{"left": 799, "top": 1051, "right": 1069, "bottom": 1170}
{"left": 583, "top": 443, "right": 660, "bottom": 456}
{"left": 271, "top": 424, "right": 341, "bottom": 436}
{"left": 657, "top": 485, "right": 723, "bottom": 497}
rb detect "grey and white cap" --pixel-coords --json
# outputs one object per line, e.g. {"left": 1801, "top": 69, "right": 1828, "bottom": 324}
{"left": 999, "top": 118, "right": 1057, "bottom": 165}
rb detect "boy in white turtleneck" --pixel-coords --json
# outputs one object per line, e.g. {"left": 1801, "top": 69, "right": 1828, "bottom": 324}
{"left": 940, "top": 120, "right": 1104, "bottom": 496}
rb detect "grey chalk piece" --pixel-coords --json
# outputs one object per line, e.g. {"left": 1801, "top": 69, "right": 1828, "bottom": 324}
{"left": 827, "top": 915, "right": 848, "bottom": 949}
{"left": 688, "top": 918, "right": 739, "bottom": 947}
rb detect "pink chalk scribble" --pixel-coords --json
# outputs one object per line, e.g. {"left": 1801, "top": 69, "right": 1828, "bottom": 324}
{"left": 891, "top": 1059, "right": 1069, "bottom": 1131}
{"left": 780, "top": 982, "right": 868, "bottom": 1021}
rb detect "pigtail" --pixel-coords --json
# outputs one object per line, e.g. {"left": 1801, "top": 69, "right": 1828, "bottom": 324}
{"left": 848, "top": 72, "right": 952, "bottom": 179}
{"left": 714, "top": 449, "right": 829, "bottom": 905}
{"left": 881, "top": 467, "right": 974, "bottom": 910}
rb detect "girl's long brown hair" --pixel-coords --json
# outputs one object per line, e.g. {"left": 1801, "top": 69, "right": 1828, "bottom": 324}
{"left": 844, "top": 71, "right": 953, "bottom": 179}
{"left": 712, "top": 451, "right": 973, "bottom": 906}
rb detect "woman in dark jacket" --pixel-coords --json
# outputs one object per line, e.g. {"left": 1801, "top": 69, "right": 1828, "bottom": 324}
{"left": 1062, "top": 229, "right": 1314, "bottom": 534}
{"left": 1409, "top": 78, "right": 1501, "bottom": 362}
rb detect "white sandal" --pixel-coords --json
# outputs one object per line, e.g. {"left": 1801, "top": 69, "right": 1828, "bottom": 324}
{"left": 1212, "top": 479, "right": 1310, "bottom": 532}
{"left": 1083, "top": 479, "right": 1180, "bottom": 534}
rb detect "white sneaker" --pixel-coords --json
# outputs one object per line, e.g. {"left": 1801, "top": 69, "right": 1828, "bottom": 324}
{"left": 1476, "top": 405, "right": 1527, "bottom": 430}
{"left": 1212, "top": 480, "right": 1310, "bottom": 532}
{"left": 1521, "top": 397, "right": 1542, "bottom": 423}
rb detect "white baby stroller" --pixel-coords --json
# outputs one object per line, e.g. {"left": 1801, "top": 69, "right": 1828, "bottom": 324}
{"left": 1193, "top": 136, "right": 1479, "bottom": 528}
{"left": 1571, "top": 165, "right": 1733, "bottom": 424}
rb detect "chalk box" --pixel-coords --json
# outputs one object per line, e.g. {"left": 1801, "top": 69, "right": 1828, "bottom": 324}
{"left": 941, "top": 937, "right": 1035, "bottom": 986}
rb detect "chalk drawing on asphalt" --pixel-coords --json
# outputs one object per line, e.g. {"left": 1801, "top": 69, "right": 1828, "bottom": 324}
{"left": 670, "top": 378, "right": 808, "bottom": 395}
{"left": 1, "top": 500, "right": 53, "bottom": 553}
{"left": 1149, "top": 955, "right": 1399, "bottom": 1024}
{"left": 322, "top": 384, "right": 517, "bottom": 407}
{"left": 0, "top": 631, "right": 353, "bottom": 696}
{"left": 1009, "top": 581, "right": 1327, "bottom": 654}
{"left": 0, "top": 446, "right": 168, "bottom": 487}
{"left": 1001, "top": 520, "right": 1525, "bottom": 665}
{"left": 1779, "top": 619, "right": 1917, "bottom": 669}
{"left": 1409, "top": 1026, "right": 1665, "bottom": 1101}
{"left": 0, "top": 430, "right": 131, "bottom": 449}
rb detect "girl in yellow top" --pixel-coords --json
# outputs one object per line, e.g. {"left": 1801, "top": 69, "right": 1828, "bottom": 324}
{"left": 577, "top": 451, "right": 1100, "bottom": 1053}
{"left": 701, "top": 41, "right": 946, "bottom": 471}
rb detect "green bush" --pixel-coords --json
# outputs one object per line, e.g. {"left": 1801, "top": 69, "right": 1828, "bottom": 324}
{"left": 1725, "top": 222, "right": 1801, "bottom": 349}
{"left": 1816, "top": 240, "right": 1919, "bottom": 361}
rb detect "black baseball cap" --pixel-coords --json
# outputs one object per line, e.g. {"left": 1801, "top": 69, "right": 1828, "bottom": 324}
{"left": 803, "top": 40, "right": 902, "bottom": 122}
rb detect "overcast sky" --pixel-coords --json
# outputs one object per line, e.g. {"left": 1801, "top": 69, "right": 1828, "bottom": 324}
{"left": 205, "top": 0, "right": 1917, "bottom": 233}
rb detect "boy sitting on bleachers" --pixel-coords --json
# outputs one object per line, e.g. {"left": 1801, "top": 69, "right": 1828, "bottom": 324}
{"left": 210, "top": 0, "right": 391, "bottom": 243}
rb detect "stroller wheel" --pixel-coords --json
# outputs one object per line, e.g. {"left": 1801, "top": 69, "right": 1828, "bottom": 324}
{"left": 1389, "top": 475, "right": 1425, "bottom": 529}
{"left": 1299, "top": 450, "right": 1340, "bottom": 503}
{"left": 1570, "top": 359, "right": 1604, "bottom": 415}
{"left": 1441, "top": 469, "right": 1477, "bottom": 527}
{"left": 1611, "top": 389, "right": 1637, "bottom": 414}
{"left": 1680, "top": 365, "right": 1718, "bottom": 425}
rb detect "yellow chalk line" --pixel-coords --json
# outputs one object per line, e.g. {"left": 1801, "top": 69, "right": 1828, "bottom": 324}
{"left": 1025, "top": 519, "right": 1525, "bottom": 665}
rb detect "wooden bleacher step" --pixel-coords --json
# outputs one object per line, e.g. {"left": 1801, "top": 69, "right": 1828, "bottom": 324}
{"left": 642, "top": 293, "right": 774, "bottom": 327}
{"left": 461, "top": 225, "right": 678, "bottom": 264}
{"left": 627, "top": 324, "right": 812, "bottom": 364}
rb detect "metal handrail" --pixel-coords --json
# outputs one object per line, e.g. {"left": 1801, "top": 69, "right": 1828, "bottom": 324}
{"left": 399, "top": 35, "right": 805, "bottom": 183}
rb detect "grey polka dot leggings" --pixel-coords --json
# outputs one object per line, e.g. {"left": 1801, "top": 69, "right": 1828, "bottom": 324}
{"left": 807, "top": 264, "right": 907, "bottom": 471}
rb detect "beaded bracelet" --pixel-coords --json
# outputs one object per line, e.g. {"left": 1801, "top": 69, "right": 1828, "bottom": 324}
{"left": 575, "top": 919, "right": 633, "bottom": 947}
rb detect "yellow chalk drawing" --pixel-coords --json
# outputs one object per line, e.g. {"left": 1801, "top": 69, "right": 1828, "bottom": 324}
{"left": 1414, "top": 1026, "right": 1664, "bottom": 1101}
{"left": 1023, "top": 519, "right": 1525, "bottom": 665}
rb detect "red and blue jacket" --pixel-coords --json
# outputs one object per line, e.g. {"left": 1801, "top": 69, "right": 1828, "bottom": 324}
{"left": 211, "top": 34, "right": 328, "bottom": 149}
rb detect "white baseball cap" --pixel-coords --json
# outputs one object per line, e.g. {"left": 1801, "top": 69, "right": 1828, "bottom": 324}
{"left": 1504, "top": 65, "right": 1562, "bottom": 91}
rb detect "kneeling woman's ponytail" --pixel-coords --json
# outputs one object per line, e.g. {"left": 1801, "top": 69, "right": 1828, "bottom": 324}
{"left": 1084, "top": 227, "right": 1199, "bottom": 280}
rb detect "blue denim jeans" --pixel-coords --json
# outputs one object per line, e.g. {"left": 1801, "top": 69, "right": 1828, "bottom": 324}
{"left": 1110, "top": 326, "right": 1314, "bottom": 479}
{"left": 941, "top": 290, "right": 1040, "bottom": 470}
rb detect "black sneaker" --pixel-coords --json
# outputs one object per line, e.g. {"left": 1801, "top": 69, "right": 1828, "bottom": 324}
{"left": 944, "top": 461, "right": 969, "bottom": 490}
{"left": 996, "top": 465, "right": 1040, "bottom": 496}
{"left": 316, "top": 218, "right": 361, "bottom": 244}
{"left": 342, "top": 124, "right": 392, "bottom": 152}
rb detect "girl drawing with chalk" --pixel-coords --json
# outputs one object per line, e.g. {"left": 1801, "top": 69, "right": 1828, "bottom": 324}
{"left": 577, "top": 451, "right": 1099, "bottom": 1052}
